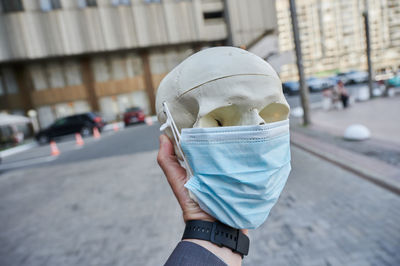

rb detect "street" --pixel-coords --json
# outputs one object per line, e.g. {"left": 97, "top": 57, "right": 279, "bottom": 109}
{"left": 0, "top": 123, "right": 399, "bottom": 266}
{"left": 0, "top": 124, "right": 160, "bottom": 172}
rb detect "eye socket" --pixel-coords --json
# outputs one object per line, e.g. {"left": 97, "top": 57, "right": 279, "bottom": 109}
{"left": 197, "top": 105, "right": 239, "bottom": 127}
{"left": 259, "top": 103, "right": 289, "bottom": 123}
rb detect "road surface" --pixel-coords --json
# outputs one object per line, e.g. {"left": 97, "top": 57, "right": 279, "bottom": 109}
{"left": 0, "top": 123, "right": 398, "bottom": 266}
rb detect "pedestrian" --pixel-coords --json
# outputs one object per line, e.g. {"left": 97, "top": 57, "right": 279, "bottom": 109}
{"left": 337, "top": 80, "right": 349, "bottom": 108}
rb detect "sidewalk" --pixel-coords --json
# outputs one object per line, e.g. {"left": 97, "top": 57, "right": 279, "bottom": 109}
{"left": 308, "top": 95, "right": 400, "bottom": 145}
{"left": 290, "top": 95, "right": 400, "bottom": 194}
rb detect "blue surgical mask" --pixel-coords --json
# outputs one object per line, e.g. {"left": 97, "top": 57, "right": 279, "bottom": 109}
{"left": 161, "top": 102, "right": 291, "bottom": 229}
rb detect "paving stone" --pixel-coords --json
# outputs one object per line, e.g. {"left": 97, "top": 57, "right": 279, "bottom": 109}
{"left": 0, "top": 146, "right": 399, "bottom": 266}
{"left": 246, "top": 147, "right": 400, "bottom": 266}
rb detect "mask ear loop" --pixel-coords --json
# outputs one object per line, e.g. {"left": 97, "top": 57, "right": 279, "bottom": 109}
{"left": 161, "top": 102, "right": 194, "bottom": 177}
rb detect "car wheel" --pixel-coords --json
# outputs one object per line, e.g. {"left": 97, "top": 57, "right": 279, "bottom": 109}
{"left": 81, "top": 127, "right": 91, "bottom": 137}
{"left": 38, "top": 135, "right": 49, "bottom": 145}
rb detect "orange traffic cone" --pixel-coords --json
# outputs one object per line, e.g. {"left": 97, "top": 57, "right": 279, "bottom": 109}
{"left": 113, "top": 123, "right": 119, "bottom": 132}
{"left": 75, "top": 133, "right": 84, "bottom": 146}
{"left": 50, "top": 141, "right": 60, "bottom": 156}
{"left": 145, "top": 117, "right": 153, "bottom": 126}
{"left": 93, "top": 127, "right": 101, "bottom": 139}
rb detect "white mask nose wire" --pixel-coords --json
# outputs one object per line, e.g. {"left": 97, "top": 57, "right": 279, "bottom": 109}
{"left": 162, "top": 102, "right": 193, "bottom": 177}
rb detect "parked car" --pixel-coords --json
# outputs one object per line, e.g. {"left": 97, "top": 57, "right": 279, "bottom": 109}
{"left": 35, "top": 112, "right": 105, "bottom": 144}
{"left": 307, "top": 77, "right": 335, "bottom": 92}
{"left": 282, "top": 81, "right": 300, "bottom": 95}
{"left": 386, "top": 74, "right": 400, "bottom": 88}
{"left": 123, "top": 107, "right": 145, "bottom": 126}
{"left": 283, "top": 78, "right": 334, "bottom": 94}
{"left": 345, "top": 70, "right": 369, "bottom": 84}
{"left": 335, "top": 72, "right": 351, "bottom": 85}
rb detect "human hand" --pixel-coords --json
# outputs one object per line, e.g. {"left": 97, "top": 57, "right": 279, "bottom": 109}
{"left": 157, "top": 134, "right": 215, "bottom": 223}
{"left": 158, "top": 134, "right": 246, "bottom": 265}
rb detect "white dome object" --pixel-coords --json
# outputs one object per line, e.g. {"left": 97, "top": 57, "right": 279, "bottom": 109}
{"left": 290, "top": 107, "right": 304, "bottom": 118}
{"left": 357, "top": 86, "right": 370, "bottom": 101}
{"left": 344, "top": 124, "right": 371, "bottom": 141}
{"left": 372, "top": 88, "right": 382, "bottom": 97}
{"left": 387, "top": 88, "right": 395, "bottom": 98}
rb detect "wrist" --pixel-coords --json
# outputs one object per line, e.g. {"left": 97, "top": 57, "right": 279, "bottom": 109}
{"left": 183, "top": 239, "right": 242, "bottom": 266}
{"left": 181, "top": 220, "right": 249, "bottom": 265}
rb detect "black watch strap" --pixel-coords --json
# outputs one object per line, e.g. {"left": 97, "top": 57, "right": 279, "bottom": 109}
{"left": 182, "top": 220, "right": 249, "bottom": 257}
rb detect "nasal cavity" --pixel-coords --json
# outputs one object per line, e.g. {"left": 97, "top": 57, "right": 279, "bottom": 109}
{"left": 240, "top": 109, "right": 266, "bottom": 126}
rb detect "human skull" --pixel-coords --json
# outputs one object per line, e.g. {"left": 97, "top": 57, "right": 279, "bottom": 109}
{"left": 156, "top": 47, "right": 289, "bottom": 152}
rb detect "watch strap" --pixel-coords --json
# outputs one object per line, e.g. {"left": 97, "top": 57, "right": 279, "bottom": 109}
{"left": 182, "top": 220, "right": 249, "bottom": 257}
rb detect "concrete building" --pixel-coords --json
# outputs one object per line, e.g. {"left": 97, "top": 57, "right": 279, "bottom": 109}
{"left": 0, "top": 0, "right": 278, "bottom": 128}
{"left": 276, "top": 0, "right": 400, "bottom": 82}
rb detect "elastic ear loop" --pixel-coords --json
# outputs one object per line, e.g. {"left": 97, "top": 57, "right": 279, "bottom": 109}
{"left": 162, "top": 102, "right": 194, "bottom": 177}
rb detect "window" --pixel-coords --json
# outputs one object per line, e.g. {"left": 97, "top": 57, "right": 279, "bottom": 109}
{"left": 63, "top": 60, "right": 82, "bottom": 86}
{"left": 53, "top": 118, "right": 67, "bottom": 127}
{"left": 40, "top": 0, "right": 62, "bottom": 12}
{"left": 203, "top": 10, "right": 224, "bottom": 20}
{"left": 144, "top": 0, "right": 161, "bottom": 3}
{"left": 91, "top": 57, "right": 110, "bottom": 82}
{"left": 110, "top": 55, "right": 127, "bottom": 80}
{"left": 0, "top": 0, "right": 24, "bottom": 13}
{"left": 46, "top": 62, "right": 65, "bottom": 88}
{"left": 2, "top": 68, "right": 18, "bottom": 94}
{"left": 77, "top": 0, "right": 97, "bottom": 8}
{"left": 111, "top": 0, "right": 131, "bottom": 6}
{"left": 0, "top": 67, "right": 19, "bottom": 95}
{"left": 87, "top": 0, "right": 97, "bottom": 6}
{"left": 0, "top": 74, "right": 4, "bottom": 96}
{"left": 30, "top": 64, "right": 48, "bottom": 91}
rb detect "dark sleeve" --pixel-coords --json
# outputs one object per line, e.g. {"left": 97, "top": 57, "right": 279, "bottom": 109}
{"left": 164, "top": 241, "right": 228, "bottom": 266}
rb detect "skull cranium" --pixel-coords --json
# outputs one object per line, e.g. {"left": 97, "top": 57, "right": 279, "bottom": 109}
{"left": 156, "top": 47, "right": 289, "bottom": 142}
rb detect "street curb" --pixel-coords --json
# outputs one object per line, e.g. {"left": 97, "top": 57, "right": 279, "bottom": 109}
{"left": 291, "top": 131, "right": 400, "bottom": 195}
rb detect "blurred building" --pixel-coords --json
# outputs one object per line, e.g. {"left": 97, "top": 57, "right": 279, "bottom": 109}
{"left": 277, "top": 0, "right": 400, "bottom": 81}
{"left": 0, "top": 0, "right": 278, "bottom": 128}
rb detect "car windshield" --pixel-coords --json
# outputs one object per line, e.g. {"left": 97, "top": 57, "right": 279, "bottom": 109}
{"left": 126, "top": 107, "right": 141, "bottom": 112}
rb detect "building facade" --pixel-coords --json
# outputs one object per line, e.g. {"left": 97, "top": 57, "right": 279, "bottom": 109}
{"left": 276, "top": 0, "right": 400, "bottom": 81}
{"left": 0, "top": 0, "right": 278, "bottom": 128}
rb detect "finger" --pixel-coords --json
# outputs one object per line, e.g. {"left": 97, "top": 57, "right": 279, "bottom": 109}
{"left": 157, "top": 135, "right": 190, "bottom": 205}
{"left": 157, "top": 135, "right": 185, "bottom": 179}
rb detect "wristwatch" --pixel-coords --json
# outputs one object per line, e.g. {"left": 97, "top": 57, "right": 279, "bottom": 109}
{"left": 181, "top": 220, "right": 250, "bottom": 257}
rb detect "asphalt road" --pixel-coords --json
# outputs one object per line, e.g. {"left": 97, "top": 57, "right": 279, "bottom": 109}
{"left": 0, "top": 123, "right": 161, "bottom": 173}
{"left": 0, "top": 124, "right": 398, "bottom": 266}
